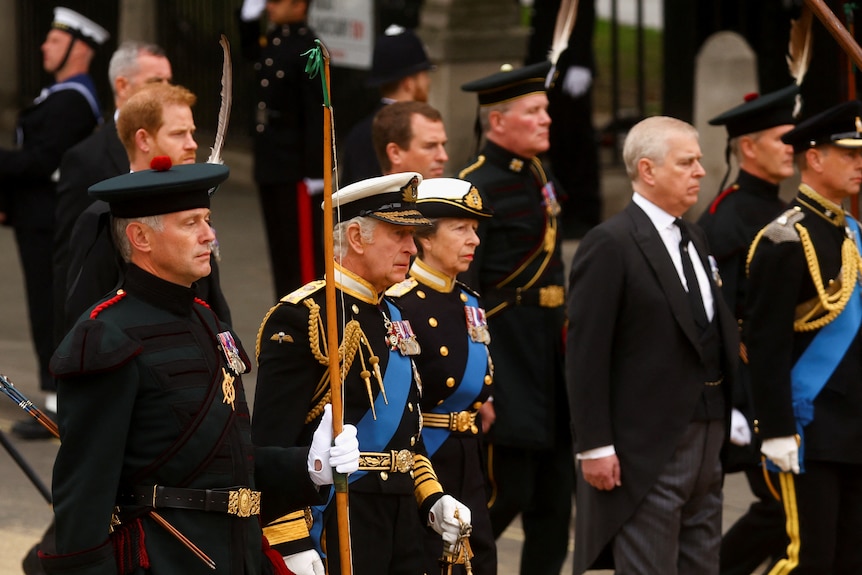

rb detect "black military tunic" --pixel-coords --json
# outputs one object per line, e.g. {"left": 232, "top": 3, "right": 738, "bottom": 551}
{"left": 386, "top": 259, "right": 496, "bottom": 575}
{"left": 459, "top": 141, "right": 573, "bottom": 572}
{"left": 747, "top": 185, "right": 862, "bottom": 573}
{"left": 238, "top": 16, "right": 325, "bottom": 297}
{"left": 43, "top": 265, "right": 319, "bottom": 575}
{"left": 253, "top": 265, "right": 446, "bottom": 575}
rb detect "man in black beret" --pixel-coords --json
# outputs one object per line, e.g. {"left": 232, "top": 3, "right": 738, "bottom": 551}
{"left": 746, "top": 99, "right": 862, "bottom": 574}
{"left": 696, "top": 85, "right": 798, "bottom": 575}
{"left": 253, "top": 172, "right": 473, "bottom": 574}
{"left": 340, "top": 26, "right": 434, "bottom": 185}
{"left": 41, "top": 162, "right": 359, "bottom": 575}
{"left": 459, "top": 62, "right": 573, "bottom": 574}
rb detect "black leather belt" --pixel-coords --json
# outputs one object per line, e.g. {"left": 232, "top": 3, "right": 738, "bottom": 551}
{"left": 118, "top": 485, "right": 261, "bottom": 517}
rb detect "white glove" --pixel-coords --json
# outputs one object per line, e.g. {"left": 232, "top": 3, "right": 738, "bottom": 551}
{"left": 561, "top": 66, "right": 593, "bottom": 98}
{"left": 303, "top": 178, "right": 325, "bottom": 197}
{"left": 240, "top": 0, "right": 266, "bottom": 21}
{"left": 729, "top": 408, "right": 752, "bottom": 446}
{"left": 428, "top": 495, "right": 472, "bottom": 552}
{"left": 283, "top": 549, "right": 324, "bottom": 575}
{"left": 761, "top": 435, "right": 800, "bottom": 474}
{"left": 307, "top": 404, "right": 360, "bottom": 485}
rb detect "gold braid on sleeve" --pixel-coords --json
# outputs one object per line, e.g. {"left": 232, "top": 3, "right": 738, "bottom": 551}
{"left": 412, "top": 454, "right": 444, "bottom": 507}
{"left": 794, "top": 223, "right": 862, "bottom": 332}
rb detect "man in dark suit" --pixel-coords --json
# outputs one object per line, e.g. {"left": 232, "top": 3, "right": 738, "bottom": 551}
{"left": 747, "top": 100, "right": 862, "bottom": 574}
{"left": 52, "top": 41, "right": 171, "bottom": 344}
{"left": 0, "top": 7, "right": 108, "bottom": 439}
{"left": 567, "top": 116, "right": 737, "bottom": 575}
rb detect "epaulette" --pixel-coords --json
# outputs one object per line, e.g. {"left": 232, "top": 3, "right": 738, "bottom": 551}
{"left": 762, "top": 207, "right": 805, "bottom": 244}
{"left": 708, "top": 183, "right": 740, "bottom": 214}
{"left": 455, "top": 280, "right": 481, "bottom": 299}
{"left": 280, "top": 280, "right": 326, "bottom": 305}
{"left": 458, "top": 155, "right": 486, "bottom": 179}
{"left": 384, "top": 277, "right": 418, "bottom": 298}
{"left": 50, "top": 318, "right": 142, "bottom": 378}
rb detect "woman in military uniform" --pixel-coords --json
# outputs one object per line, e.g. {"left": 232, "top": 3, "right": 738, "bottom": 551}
{"left": 386, "top": 178, "right": 496, "bottom": 574}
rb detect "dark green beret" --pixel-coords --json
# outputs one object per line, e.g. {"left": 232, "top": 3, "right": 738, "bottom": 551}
{"left": 329, "top": 172, "right": 432, "bottom": 226}
{"left": 89, "top": 163, "right": 229, "bottom": 218}
{"left": 709, "top": 84, "right": 799, "bottom": 138}
{"left": 461, "top": 61, "right": 552, "bottom": 107}
{"left": 781, "top": 99, "right": 862, "bottom": 153}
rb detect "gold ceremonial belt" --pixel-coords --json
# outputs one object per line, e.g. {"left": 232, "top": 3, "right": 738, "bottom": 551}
{"left": 536, "top": 285, "right": 565, "bottom": 308}
{"left": 704, "top": 377, "right": 724, "bottom": 387}
{"left": 423, "top": 411, "right": 479, "bottom": 434}
{"left": 120, "top": 485, "right": 261, "bottom": 518}
{"left": 358, "top": 449, "right": 415, "bottom": 473}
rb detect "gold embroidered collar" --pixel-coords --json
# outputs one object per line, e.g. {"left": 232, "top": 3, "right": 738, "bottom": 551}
{"left": 410, "top": 258, "right": 455, "bottom": 293}
{"left": 333, "top": 262, "right": 379, "bottom": 304}
{"left": 799, "top": 183, "right": 846, "bottom": 226}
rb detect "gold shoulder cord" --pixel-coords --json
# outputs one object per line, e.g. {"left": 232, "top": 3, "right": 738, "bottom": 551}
{"left": 793, "top": 223, "right": 862, "bottom": 332}
{"left": 304, "top": 298, "right": 384, "bottom": 423}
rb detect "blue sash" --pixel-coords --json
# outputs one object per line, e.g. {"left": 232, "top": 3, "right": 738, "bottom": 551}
{"left": 774, "top": 217, "right": 862, "bottom": 473}
{"left": 423, "top": 290, "right": 488, "bottom": 456}
{"left": 310, "top": 299, "right": 414, "bottom": 554}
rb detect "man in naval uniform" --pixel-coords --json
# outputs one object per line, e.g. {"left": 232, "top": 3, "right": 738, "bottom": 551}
{"left": 253, "top": 172, "right": 472, "bottom": 575}
{"left": 238, "top": 0, "right": 325, "bottom": 298}
{"left": 0, "top": 7, "right": 108, "bottom": 439}
{"left": 459, "top": 62, "right": 573, "bottom": 575}
{"left": 696, "top": 84, "right": 798, "bottom": 575}
{"left": 747, "top": 100, "right": 862, "bottom": 574}
{"left": 41, "top": 162, "right": 359, "bottom": 575}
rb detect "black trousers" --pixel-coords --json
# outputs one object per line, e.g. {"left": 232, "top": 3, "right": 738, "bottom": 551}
{"left": 720, "top": 466, "right": 786, "bottom": 575}
{"left": 324, "top": 491, "right": 424, "bottom": 575}
{"left": 257, "top": 182, "right": 324, "bottom": 299}
{"left": 487, "top": 443, "right": 574, "bottom": 575}
{"left": 771, "top": 460, "right": 862, "bottom": 574}
{"left": 13, "top": 224, "right": 55, "bottom": 392}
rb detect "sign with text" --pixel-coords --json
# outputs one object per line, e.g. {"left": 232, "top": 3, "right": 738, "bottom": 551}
{"left": 308, "top": 0, "right": 374, "bottom": 70}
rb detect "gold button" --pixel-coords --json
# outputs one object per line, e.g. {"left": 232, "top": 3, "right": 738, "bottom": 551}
{"left": 352, "top": 304, "right": 359, "bottom": 314}
{"left": 484, "top": 375, "right": 493, "bottom": 385}
{"left": 417, "top": 290, "right": 426, "bottom": 299}
{"left": 408, "top": 402, "right": 413, "bottom": 412}
{"left": 409, "top": 470, "right": 414, "bottom": 478}
{"left": 473, "top": 402, "right": 483, "bottom": 410}
{"left": 437, "top": 399, "right": 444, "bottom": 406}
{"left": 380, "top": 472, "right": 388, "bottom": 481}
{"left": 410, "top": 436, "right": 416, "bottom": 446}
{"left": 460, "top": 293, "right": 468, "bottom": 302}
{"left": 446, "top": 377, "right": 455, "bottom": 388}
{"left": 428, "top": 317, "right": 438, "bottom": 327}
{"left": 272, "top": 37, "right": 281, "bottom": 46}
{"left": 440, "top": 346, "right": 449, "bottom": 357}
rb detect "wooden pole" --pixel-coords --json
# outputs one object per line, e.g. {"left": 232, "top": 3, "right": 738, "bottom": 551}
{"left": 804, "top": 0, "right": 862, "bottom": 70}
{"left": 318, "top": 40, "right": 353, "bottom": 575}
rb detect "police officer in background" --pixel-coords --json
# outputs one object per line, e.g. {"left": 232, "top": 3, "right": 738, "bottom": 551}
{"left": 697, "top": 85, "right": 798, "bottom": 575}
{"left": 747, "top": 100, "right": 862, "bottom": 574}
{"left": 340, "top": 26, "right": 434, "bottom": 185}
{"left": 1, "top": 7, "right": 109, "bottom": 439}
{"left": 238, "top": 0, "right": 325, "bottom": 299}
{"left": 41, "top": 162, "right": 359, "bottom": 574}
{"left": 460, "top": 63, "right": 573, "bottom": 575}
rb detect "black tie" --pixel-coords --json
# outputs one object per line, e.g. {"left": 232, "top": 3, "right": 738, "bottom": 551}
{"left": 675, "top": 218, "right": 708, "bottom": 330}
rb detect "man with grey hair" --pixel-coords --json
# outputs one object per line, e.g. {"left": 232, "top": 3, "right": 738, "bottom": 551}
{"left": 51, "top": 41, "right": 172, "bottom": 355}
{"left": 567, "top": 116, "right": 737, "bottom": 574}
{"left": 253, "top": 172, "right": 473, "bottom": 575}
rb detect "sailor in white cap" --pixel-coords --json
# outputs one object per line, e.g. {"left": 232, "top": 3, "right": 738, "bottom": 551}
{"left": 254, "top": 172, "right": 474, "bottom": 575}
{"left": 1, "top": 6, "right": 109, "bottom": 442}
